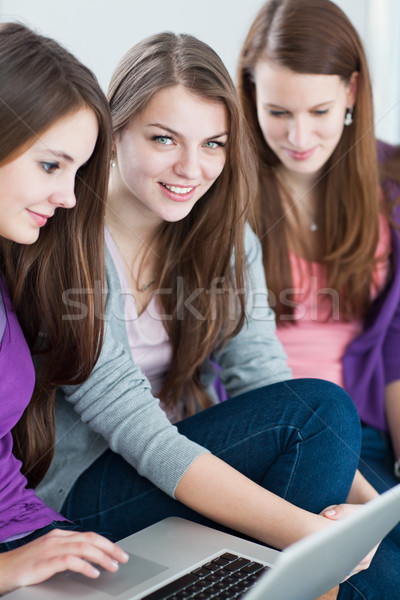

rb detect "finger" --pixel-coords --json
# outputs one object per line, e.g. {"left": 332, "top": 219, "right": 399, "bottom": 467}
{"left": 322, "top": 503, "right": 352, "bottom": 520}
{"left": 322, "top": 505, "right": 340, "bottom": 520}
{"left": 47, "top": 530, "right": 129, "bottom": 564}
{"left": 76, "top": 531, "right": 130, "bottom": 564}
{"left": 58, "top": 539, "right": 125, "bottom": 573}
{"left": 40, "top": 554, "right": 102, "bottom": 580}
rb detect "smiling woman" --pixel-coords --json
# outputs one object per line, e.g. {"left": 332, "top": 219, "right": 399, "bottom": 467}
{"left": 0, "top": 108, "right": 98, "bottom": 243}
{"left": 109, "top": 85, "right": 229, "bottom": 229}
{"left": 0, "top": 22, "right": 129, "bottom": 595}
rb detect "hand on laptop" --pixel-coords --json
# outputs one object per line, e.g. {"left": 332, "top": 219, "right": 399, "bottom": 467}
{"left": 321, "top": 503, "right": 379, "bottom": 579}
{"left": 0, "top": 528, "right": 129, "bottom": 595}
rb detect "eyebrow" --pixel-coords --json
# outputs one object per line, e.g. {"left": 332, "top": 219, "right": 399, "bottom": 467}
{"left": 49, "top": 150, "right": 75, "bottom": 162}
{"left": 34, "top": 148, "right": 75, "bottom": 163}
{"left": 265, "top": 100, "right": 335, "bottom": 110}
{"left": 147, "top": 122, "right": 229, "bottom": 140}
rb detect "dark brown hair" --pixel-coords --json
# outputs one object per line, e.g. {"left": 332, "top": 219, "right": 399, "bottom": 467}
{"left": 108, "top": 32, "right": 256, "bottom": 415}
{"left": 0, "top": 23, "right": 112, "bottom": 486}
{"left": 238, "top": 0, "right": 380, "bottom": 322}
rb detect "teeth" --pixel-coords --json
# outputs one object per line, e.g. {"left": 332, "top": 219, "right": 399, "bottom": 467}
{"left": 164, "top": 184, "right": 194, "bottom": 194}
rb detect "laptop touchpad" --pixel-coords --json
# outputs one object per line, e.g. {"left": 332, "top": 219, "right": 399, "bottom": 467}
{"left": 69, "top": 553, "right": 168, "bottom": 596}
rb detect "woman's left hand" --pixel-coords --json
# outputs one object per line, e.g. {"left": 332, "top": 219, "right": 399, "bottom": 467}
{"left": 321, "top": 503, "right": 379, "bottom": 579}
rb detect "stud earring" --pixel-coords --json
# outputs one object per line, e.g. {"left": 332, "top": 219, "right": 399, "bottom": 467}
{"left": 344, "top": 107, "right": 353, "bottom": 126}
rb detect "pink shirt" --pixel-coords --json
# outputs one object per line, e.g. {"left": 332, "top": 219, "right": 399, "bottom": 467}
{"left": 277, "top": 215, "right": 391, "bottom": 387}
{"left": 105, "top": 228, "right": 174, "bottom": 412}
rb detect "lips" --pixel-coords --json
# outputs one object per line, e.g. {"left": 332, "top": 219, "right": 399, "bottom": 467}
{"left": 159, "top": 182, "right": 198, "bottom": 202}
{"left": 27, "top": 209, "right": 52, "bottom": 227}
{"left": 286, "top": 147, "right": 316, "bottom": 161}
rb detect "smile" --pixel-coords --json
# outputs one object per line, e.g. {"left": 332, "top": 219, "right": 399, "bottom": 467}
{"left": 161, "top": 183, "right": 195, "bottom": 195}
{"left": 286, "top": 147, "right": 316, "bottom": 161}
{"left": 27, "top": 209, "right": 52, "bottom": 227}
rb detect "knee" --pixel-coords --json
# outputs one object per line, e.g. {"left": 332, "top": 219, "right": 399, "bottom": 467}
{"left": 291, "top": 378, "right": 361, "bottom": 449}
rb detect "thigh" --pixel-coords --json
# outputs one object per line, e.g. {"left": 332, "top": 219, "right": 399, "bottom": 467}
{"left": 183, "top": 379, "right": 361, "bottom": 505}
{"left": 63, "top": 379, "right": 361, "bottom": 540}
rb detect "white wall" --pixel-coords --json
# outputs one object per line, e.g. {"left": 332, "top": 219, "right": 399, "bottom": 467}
{"left": 0, "top": 0, "right": 399, "bottom": 143}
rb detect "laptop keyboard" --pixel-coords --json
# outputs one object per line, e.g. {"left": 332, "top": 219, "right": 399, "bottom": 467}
{"left": 142, "top": 551, "right": 269, "bottom": 599}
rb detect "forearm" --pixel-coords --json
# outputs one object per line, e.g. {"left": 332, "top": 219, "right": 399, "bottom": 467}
{"left": 385, "top": 379, "right": 400, "bottom": 459}
{"left": 346, "top": 469, "right": 379, "bottom": 504}
{"left": 175, "top": 453, "right": 329, "bottom": 550}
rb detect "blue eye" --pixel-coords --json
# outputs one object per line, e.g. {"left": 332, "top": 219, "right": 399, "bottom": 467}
{"left": 41, "top": 161, "right": 60, "bottom": 174}
{"left": 203, "top": 141, "right": 225, "bottom": 149}
{"left": 152, "top": 135, "right": 173, "bottom": 145}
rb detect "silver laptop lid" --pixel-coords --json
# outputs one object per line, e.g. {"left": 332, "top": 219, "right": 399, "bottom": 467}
{"left": 244, "top": 483, "right": 400, "bottom": 600}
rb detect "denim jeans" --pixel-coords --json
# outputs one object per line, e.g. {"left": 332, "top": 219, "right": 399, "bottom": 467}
{"left": 60, "top": 379, "right": 400, "bottom": 599}
{"left": 358, "top": 424, "right": 400, "bottom": 547}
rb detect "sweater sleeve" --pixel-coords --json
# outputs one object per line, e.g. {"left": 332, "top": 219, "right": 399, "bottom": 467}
{"left": 56, "top": 251, "right": 209, "bottom": 499}
{"left": 214, "top": 224, "right": 292, "bottom": 397}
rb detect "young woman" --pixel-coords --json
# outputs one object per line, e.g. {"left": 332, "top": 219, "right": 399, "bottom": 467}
{"left": 35, "top": 32, "right": 396, "bottom": 599}
{"left": 0, "top": 23, "right": 128, "bottom": 595}
{"left": 237, "top": 0, "right": 400, "bottom": 528}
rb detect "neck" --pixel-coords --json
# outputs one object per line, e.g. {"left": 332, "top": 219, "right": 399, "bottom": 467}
{"left": 106, "top": 177, "right": 161, "bottom": 258}
{"left": 278, "top": 167, "right": 319, "bottom": 234}
{"left": 278, "top": 166, "right": 318, "bottom": 200}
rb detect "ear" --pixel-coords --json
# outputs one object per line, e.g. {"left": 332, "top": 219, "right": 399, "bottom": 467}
{"left": 347, "top": 71, "right": 359, "bottom": 107}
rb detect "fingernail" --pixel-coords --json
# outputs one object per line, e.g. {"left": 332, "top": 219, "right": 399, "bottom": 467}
{"left": 92, "top": 568, "right": 101, "bottom": 578}
{"left": 121, "top": 551, "right": 129, "bottom": 561}
{"left": 111, "top": 560, "right": 119, "bottom": 570}
{"left": 325, "top": 509, "right": 336, "bottom": 516}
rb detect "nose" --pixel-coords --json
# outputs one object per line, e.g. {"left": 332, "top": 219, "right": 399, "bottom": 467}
{"left": 174, "top": 147, "right": 201, "bottom": 180}
{"left": 48, "top": 176, "right": 77, "bottom": 210}
{"left": 287, "top": 115, "right": 310, "bottom": 148}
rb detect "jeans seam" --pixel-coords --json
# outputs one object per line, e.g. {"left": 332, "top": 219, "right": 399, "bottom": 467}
{"left": 342, "top": 579, "right": 369, "bottom": 600}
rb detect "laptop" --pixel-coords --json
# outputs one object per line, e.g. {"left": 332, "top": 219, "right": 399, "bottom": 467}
{"left": 6, "top": 483, "right": 400, "bottom": 600}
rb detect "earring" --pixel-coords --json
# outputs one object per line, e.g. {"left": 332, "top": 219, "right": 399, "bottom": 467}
{"left": 344, "top": 107, "right": 353, "bottom": 126}
{"left": 110, "top": 151, "right": 116, "bottom": 168}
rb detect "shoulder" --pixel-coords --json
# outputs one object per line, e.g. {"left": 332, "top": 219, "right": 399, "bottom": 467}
{"left": 377, "top": 139, "right": 398, "bottom": 164}
{"left": 243, "top": 222, "right": 262, "bottom": 262}
{"left": 0, "top": 280, "right": 8, "bottom": 344}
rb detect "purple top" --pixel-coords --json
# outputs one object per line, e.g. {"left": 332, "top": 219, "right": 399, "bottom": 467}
{"left": 0, "top": 279, "right": 65, "bottom": 542}
{"left": 343, "top": 141, "right": 400, "bottom": 432}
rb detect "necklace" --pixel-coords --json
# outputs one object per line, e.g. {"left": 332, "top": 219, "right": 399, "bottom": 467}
{"left": 106, "top": 224, "right": 157, "bottom": 292}
{"left": 137, "top": 277, "right": 156, "bottom": 292}
{"left": 301, "top": 204, "right": 318, "bottom": 232}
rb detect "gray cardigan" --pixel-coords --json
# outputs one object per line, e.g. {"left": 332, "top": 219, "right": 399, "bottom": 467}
{"left": 37, "top": 224, "right": 291, "bottom": 511}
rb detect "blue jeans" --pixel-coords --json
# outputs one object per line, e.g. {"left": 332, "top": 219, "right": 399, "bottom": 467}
{"left": 358, "top": 424, "right": 400, "bottom": 546}
{"left": 60, "top": 379, "right": 399, "bottom": 599}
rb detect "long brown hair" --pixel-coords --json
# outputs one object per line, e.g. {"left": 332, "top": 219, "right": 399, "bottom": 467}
{"left": 238, "top": 0, "right": 380, "bottom": 322}
{"left": 0, "top": 23, "right": 112, "bottom": 487}
{"left": 108, "top": 33, "right": 256, "bottom": 415}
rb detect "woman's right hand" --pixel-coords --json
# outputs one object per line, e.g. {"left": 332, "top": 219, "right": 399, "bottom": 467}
{"left": 0, "top": 528, "right": 129, "bottom": 596}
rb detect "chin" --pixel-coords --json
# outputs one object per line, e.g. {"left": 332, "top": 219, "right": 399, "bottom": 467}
{"left": 13, "top": 230, "right": 41, "bottom": 245}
